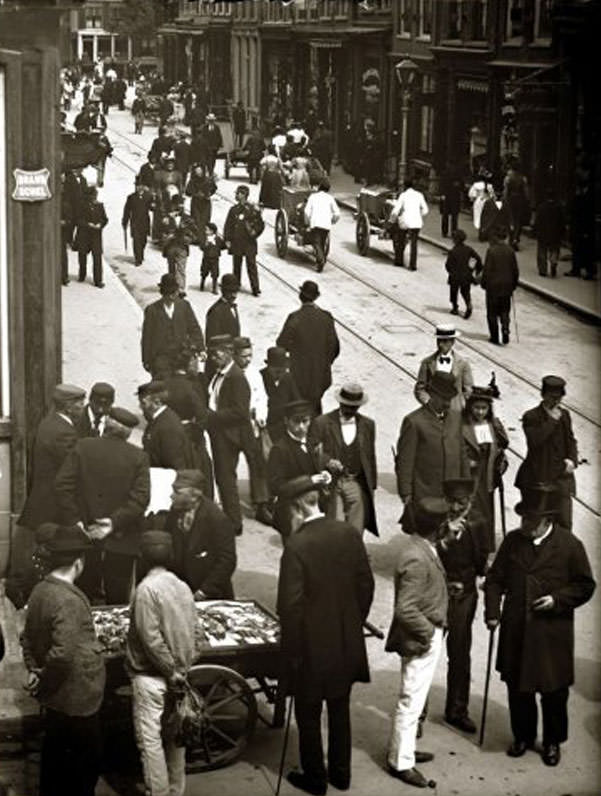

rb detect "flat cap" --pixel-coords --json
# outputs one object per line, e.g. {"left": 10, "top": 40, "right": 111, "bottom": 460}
{"left": 137, "top": 380, "right": 167, "bottom": 398}
{"left": 90, "top": 382, "right": 115, "bottom": 400}
{"left": 541, "top": 375, "right": 566, "bottom": 395}
{"left": 233, "top": 336, "right": 252, "bottom": 350}
{"left": 109, "top": 406, "right": 139, "bottom": 428}
{"left": 208, "top": 334, "right": 234, "bottom": 350}
{"left": 53, "top": 383, "right": 86, "bottom": 402}
{"left": 277, "top": 476, "right": 318, "bottom": 502}
{"left": 45, "top": 525, "right": 93, "bottom": 554}
{"left": 173, "top": 470, "right": 205, "bottom": 490}
{"left": 140, "top": 530, "right": 173, "bottom": 550}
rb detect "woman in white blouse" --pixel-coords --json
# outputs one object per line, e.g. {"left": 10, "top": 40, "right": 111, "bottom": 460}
{"left": 468, "top": 170, "right": 494, "bottom": 239}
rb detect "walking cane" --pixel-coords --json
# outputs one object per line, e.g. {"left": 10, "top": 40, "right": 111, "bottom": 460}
{"left": 123, "top": 225, "right": 128, "bottom": 252}
{"left": 479, "top": 625, "right": 496, "bottom": 747}
{"left": 275, "top": 695, "right": 294, "bottom": 796}
{"left": 511, "top": 295, "right": 519, "bottom": 343}
{"left": 498, "top": 480, "right": 507, "bottom": 539}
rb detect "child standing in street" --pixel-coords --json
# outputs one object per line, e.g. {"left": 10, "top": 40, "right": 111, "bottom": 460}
{"left": 444, "top": 229, "right": 482, "bottom": 319}
{"left": 200, "top": 222, "right": 225, "bottom": 293}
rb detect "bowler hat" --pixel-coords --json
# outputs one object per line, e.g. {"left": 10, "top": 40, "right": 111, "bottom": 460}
{"left": 335, "top": 383, "right": 367, "bottom": 407}
{"left": 283, "top": 399, "right": 313, "bottom": 419}
{"left": 415, "top": 497, "right": 448, "bottom": 532}
{"left": 173, "top": 470, "right": 206, "bottom": 491}
{"left": 265, "top": 346, "right": 289, "bottom": 367}
{"left": 427, "top": 372, "right": 458, "bottom": 400}
{"left": 137, "top": 380, "right": 167, "bottom": 399}
{"left": 208, "top": 334, "right": 234, "bottom": 350}
{"left": 277, "top": 476, "right": 318, "bottom": 502}
{"left": 140, "top": 530, "right": 173, "bottom": 551}
{"left": 299, "top": 280, "right": 320, "bottom": 301}
{"left": 109, "top": 406, "right": 139, "bottom": 428}
{"left": 45, "top": 525, "right": 92, "bottom": 555}
{"left": 158, "top": 273, "right": 179, "bottom": 294}
{"left": 53, "top": 383, "right": 86, "bottom": 403}
{"left": 220, "top": 273, "right": 239, "bottom": 291}
{"left": 541, "top": 375, "right": 566, "bottom": 396}
{"left": 443, "top": 478, "right": 475, "bottom": 500}
{"left": 233, "top": 336, "right": 252, "bottom": 350}
{"left": 514, "top": 484, "right": 559, "bottom": 517}
{"left": 435, "top": 323, "right": 459, "bottom": 340}
{"left": 90, "top": 382, "right": 115, "bottom": 401}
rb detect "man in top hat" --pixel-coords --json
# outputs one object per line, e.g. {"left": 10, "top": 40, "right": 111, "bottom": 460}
{"left": 268, "top": 400, "right": 331, "bottom": 541}
{"left": 396, "top": 372, "right": 468, "bottom": 533}
{"left": 77, "top": 381, "right": 115, "bottom": 438}
{"left": 261, "top": 346, "right": 301, "bottom": 444}
{"left": 484, "top": 485, "right": 595, "bottom": 767}
{"left": 122, "top": 178, "right": 154, "bottom": 266}
{"left": 308, "top": 382, "right": 378, "bottom": 537}
{"left": 56, "top": 407, "right": 150, "bottom": 604}
{"left": 205, "top": 273, "right": 241, "bottom": 381}
{"left": 480, "top": 225, "right": 519, "bottom": 345}
{"left": 21, "top": 524, "right": 105, "bottom": 796}
{"left": 205, "top": 335, "right": 253, "bottom": 536}
{"left": 139, "top": 381, "right": 197, "bottom": 471}
{"left": 199, "top": 112, "right": 223, "bottom": 175}
{"left": 515, "top": 376, "right": 577, "bottom": 531}
{"left": 385, "top": 497, "right": 450, "bottom": 788}
{"left": 223, "top": 184, "right": 265, "bottom": 297}
{"left": 164, "top": 470, "right": 236, "bottom": 600}
{"left": 141, "top": 273, "right": 204, "bottom": 377}
{"left": 75, "top": 186, "right": 108, "bottom": 288}
{"left": 276, "top": 281, "right": 340, "bottom": 416}
{"left": 277, "top": 477, "right": 374, "bottom": 795}
{"left": 437, "top": 478, "right": 488, "bottom": 734}
{"left": 414, "top": 324, "right": 473, "bottom": 412}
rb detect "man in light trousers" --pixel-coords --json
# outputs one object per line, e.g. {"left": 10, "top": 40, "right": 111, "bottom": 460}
{"left": 385, "top": 497, "right": 449, "bottom": 788}
{"left": 126, "top": 531, "right": 199, "bottom": 796}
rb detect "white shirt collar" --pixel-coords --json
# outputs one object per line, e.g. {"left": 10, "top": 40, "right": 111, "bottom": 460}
{"left": 152, "top": 404, "right": 167, "bottom": 421}
{"left": 532, "top": 524, "right": 554, "bottom": 547}
{"left": 57, "top": 412, "right": 74, "bottom": 426}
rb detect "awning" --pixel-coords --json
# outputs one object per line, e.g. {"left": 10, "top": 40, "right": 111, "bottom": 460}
{"left": 309, "top": 39, "right": 343, "bottom": 49}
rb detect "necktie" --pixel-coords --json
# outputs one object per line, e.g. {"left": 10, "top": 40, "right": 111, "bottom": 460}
{"left": 93, "top": 416, "right": 101, "bottom": 436}
{"left": 439, "top": 356, "right": 451, "bottom": 364}
{"left": 209, "top": 371, "right": 222, "bottom": 394}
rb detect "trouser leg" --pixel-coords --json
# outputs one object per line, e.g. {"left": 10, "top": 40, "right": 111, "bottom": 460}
{"left": 445, "top": 589, "right": 477, "bottom": 720}
{"left": 294, "top": 695, "right": 327, "bottom": 785}
{"left": 210, "top": 433, "right": 242, "bottom": 530}
{"left": 174, "top": 249, "right": 187, "bottom": 292}
{"left": 449, "top": 284, "right": 459, "bottom": 309}
{"left": 451, "top": 212, "right": 458, "bottom": 233}
{"left": 441, "top": 212, "right": 449, "bottom": 237}
{"left": 408, "top": 229, "right": 418, "bottom": 269}
{"left": 541, "top": 687, "right": 569, "bottom": 745}
{"left": 507, "top": 688, "right": 538, "bottom": 744}
{"left": 78, "top": 547, "right": 104, "bottom": 602}
{"left": 133, "top": 234, "right": 146, "bottom": 264}
{"left": 486, "top": 294, "right": 499, "bottom": 342}
{"left": 555, "top": 478, "right": 573, "bottom": 531}
{"left": 243, "top": 434, "right": 269, "bottom": 505}
{"left": 61, "top": 229, "right": 69, "bottom": 283}
{"left": 537, "top": 243, "right": 548, "bottom": 275}
{"left": 393, "top": 228, "right": 407, "bottom": 266}
{"left": 327, "top": 693, "right": 352, "bottom": 786}
{"left": 78, "top": 250, "right": 88, "bottom": 281}
{"left": 498, "top": 295, "right": 511, "bottom": 340}
{"left": 232, "top": 253, "right": 243, "bottom": 286}
{"left": 459, "top": 283, "right": 471, "bottom": 310}
{"left": 41, "top": 709, "right": 102, "bottom": 796}
{"left": 313, "top": 228, "right": 326, "bottom": 266}
{"left": 548, "top": 246, "right": 559, "bottom": 277}
{"left": 92, "top": 245, "right": 103, "bottom": 286}
{"left": 246, "top": 251, "right": 260, "bottom": 293}
{"left": 131, "top": 675, "right": 172, "bottom": 796}
{"left": 334, "top": 476, "right": 366, "bottom": 534}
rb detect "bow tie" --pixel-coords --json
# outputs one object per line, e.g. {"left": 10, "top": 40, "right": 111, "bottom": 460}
{"left": 439, "top": 356, "right": 451, "bottom": 364}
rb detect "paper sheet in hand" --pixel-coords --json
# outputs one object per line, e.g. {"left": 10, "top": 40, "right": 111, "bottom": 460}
{"left": 146, "top": 468, "right": 177, "bottom": 515}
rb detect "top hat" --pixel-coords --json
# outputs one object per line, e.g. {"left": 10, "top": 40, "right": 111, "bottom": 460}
{"left": 514, "top": 484, "right": 559, "bottom": 517}
{"left": 541, "top": 375, "right": 566, "bottom": 396}
{"left": 443, "top": 478, "right": 475, "bottom": 500}
{"left": 427, "top": 372, "right": 458, "bottom": 400}
{"left": 45, "top": 525, "right": 93, "bottom": 555}
{"left": 435, "top": 323, "right": 459, "bottom": 340}
{"left": 299, "top": 280, "right": 320, "bottom": 301}
{"left": 283, "top": 399, "right": 313, "bottom": 419}
{"left": 265, "top": 346, "right": 289, "bottom": 367}
{"left": 335, "top": 383, "right": 367, "bottom": 407}
{"left": 158, "top": 273, "right": 180, "bottom": 294}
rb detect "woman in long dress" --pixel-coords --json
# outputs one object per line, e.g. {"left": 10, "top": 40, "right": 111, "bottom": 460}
{"left": 468, "top": 170, "right": 494, "bottom": 237}
{"left": 461, "top": 382, "right": 509, "bottom": 553}
{"left": 259, "top": 144, "right": 284, "bottom": 209}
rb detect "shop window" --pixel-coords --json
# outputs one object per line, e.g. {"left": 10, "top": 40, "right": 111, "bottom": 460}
{"left": 397, "top": 0, "right": 411, "bottom": 38}
{"left": 534, "top": 0, "right": 552, "bottom": 41}
{"left": 506, "top": 0, "right": 534, "bottom": 42}
{"left": 419, "top": 74, "right": 434, "bottom": 154}
{"left": 473, "top": 0, "right": 488, "bottom": 40}
{"left": 418, "top": 0, "right": 432, "bottom": 40}
{"left": 336, "top": 0, "right": 350, "bottom": 16}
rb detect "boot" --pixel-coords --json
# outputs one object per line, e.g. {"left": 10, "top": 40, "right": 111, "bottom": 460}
{"left": 464, "top": 303, "right": 472, "bottom": 319}
{"left": 212, "top": 278, "right": 218, "bottom": 294}
{"left": 200, "top": 276, "right": 206, "bottom": 292}
{"left": 450, "top": 305, "right": 459, "bottom": 315}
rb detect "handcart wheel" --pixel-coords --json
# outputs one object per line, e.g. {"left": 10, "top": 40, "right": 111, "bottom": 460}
{"left": 275, "top": 209, "right": 289, "bottom": 258}
{"left": 356, "top": 211, "right": 370, "bottom": 256}
{"left": 224, "top": 155, "right": 231, "bottom": 180}
{"left": 186, "top": 664, "right": 258, "bottom": 772}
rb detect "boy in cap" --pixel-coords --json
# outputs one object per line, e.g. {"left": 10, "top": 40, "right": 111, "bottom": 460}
{"left": 414, "top": 324, "right": 473, "bottom": 412}
{"left": 160, "top": 194, "right": 199, "bottom": 294}
{"left": 21, "top": 525, "right": 106, "bottom": 796}
{"left": 484, "top": 486, "right": 595, "bottom": 766}
{"left": 444, "top": 229, "right": 482, "bottom": 318}
{"left": 515, "top": 375, "right": 577, "bottom": 531}
{"left": 126, "top": 530, "right": 199, "bottom": 796}
{"left": 199, "top": 221, "right": 225, "bottom": 293}
{"left": 77, "top": 381, "right": 115, "bottom": 438}
{"left": 223, "top": 184, "right": 265, "bottom": 296}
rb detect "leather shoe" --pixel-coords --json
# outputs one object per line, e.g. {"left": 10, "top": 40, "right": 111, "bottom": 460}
{"left": 542, "top": 743, "right": 560, "bottom": 766}
{"left": 445, "top": 715, "right": 477, "bottom": 734}
{"left": 415, "top": 751, "right": 434, "bottom": 763}
{"left": 328, "top": 774, "right": 350, "bottom": 790}
{"left": 506, "top": 740, "right": 533, "bottom": 757}
{"left": 287, "top": 771, "right": 327, "bottom": 795}
{"left": 388, "top": 766, "right": 428, "bottom": 788}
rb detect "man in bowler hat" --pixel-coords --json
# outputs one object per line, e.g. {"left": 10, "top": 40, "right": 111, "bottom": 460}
{"left": 261, "top": 346, "right": 301, "bottom": 444}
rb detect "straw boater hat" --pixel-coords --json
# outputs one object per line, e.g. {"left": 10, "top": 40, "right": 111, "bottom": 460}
{"left": 335, "top": 383, "right": 368, "bottom": 407}
{"left": 435, "top": 323, "right": 460, "bottom": 340}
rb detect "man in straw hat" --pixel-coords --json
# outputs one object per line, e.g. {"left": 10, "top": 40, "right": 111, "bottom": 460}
{"left": 21, "top": 525, "right": 106, "bottom": 796}
{"left": 308, "top": 382, "right": 378, "bottom": 537}
{"left": 414, "top": 324, "right": 473, "bottom": 412}
{"left": 484, "top": 485, "right": 595, "bottom": 767}
{"left": 396, "top": 372, "right": 468, "bottom": 533}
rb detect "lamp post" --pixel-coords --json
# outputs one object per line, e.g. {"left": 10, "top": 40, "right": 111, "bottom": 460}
{"left": 394, "top": 58, "right": 418, "bottom": 189}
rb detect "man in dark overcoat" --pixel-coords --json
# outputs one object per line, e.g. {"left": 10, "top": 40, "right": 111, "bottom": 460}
{"left": 439, "top": 166, "right": 463, "bottom": 238}
{"left": 480, "top": 226, "right": 519, "bottom": 345}
{"left": 277, "top": 478, "right": 374, "bottom": 795}
{"left": 55, "top": 407, "right": 150, "bottom": 604}
{"left": 396, "top": 372, "right": 468, "bottom": 533}
{"left": 223, "top": 184, "right": 265, "bottom": 296}
{"left": 260, "top": 346, "right": 301, "bottom": 443}
{"left": 484, "top": 488, "right": 595, "bottom": 766}
{"left": 199, "top": 112, "right": 223, "bottom": 175}
{"left": 308, "top": 382, "right": 378, "bottom": 537}
{"left": 276, "top": 280, "right": 340, "bottom": 415}
{"left": 515, "top": 375, "right": 577, "bottom": 531}
{"left": 122, "top": 179, "right": 154, "bottom": 266}
{"left": 141, "top": 273, "right": 204, "bottom": 377}
{"left": 139, "top": 381, "right": 197, "bottom": 470}
{"left": 75, "top": 186, "right": 108, "bottom": 288}
{"left": 204, "top": 273, "right": 241, "bottom": 381}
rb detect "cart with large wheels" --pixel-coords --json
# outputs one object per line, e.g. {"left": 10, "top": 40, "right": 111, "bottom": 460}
{"left": 275, "top": 186, "right": 329, "bottom": 270}
{"left": 354, "top": 186, "right": 397, "bottom": 257}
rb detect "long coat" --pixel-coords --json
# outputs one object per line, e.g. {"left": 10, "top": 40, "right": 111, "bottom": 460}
{"left": 75, "top": 200, "right": 108, "bottom": 256}
{"left": 261, "top": 368, "right": 301, "bottom": 441}
{"left": 481, "top": 242, "right": 519, "bottom": 298}
{"left": 484, "top": 528, "right": 595, "bottom": 691}
{"left": 515, "top": 404, "right": 578, "bottom": 494}
{"left": 142, "top": 406, "right": 196, "bottom": 470}
{"left": 277, "top": 516, "right": 374, "bottom": 697}
{"left": 55, "top": 436, "right": 150, "bottom": 556}
{"left": 276, "top": 303, "right": 340, "bottom": 408}
{"left": 414, "top": 351, "right": 474, "bottom": 412}
{"left": 141, "top": 297, "right": 204, "bottom": 374}
{"left": 122, "top": 191, "right": 153, "bottom": 239}
{"left": 308, "top": 409, "right": 378, "bottom": 536}
{"left": 18, "top": 413, "right": 78, "bottom": 528}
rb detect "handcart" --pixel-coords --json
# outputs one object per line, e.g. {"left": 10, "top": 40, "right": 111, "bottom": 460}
{"left": 354, "top": 185, "right": 397, "bottom": 256}
{"left": 275, "top": 186, "right": 329, "bottom": 269}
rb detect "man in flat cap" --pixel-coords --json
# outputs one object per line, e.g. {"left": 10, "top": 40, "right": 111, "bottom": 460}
{"left": 277, "top": 478, "right": 374, "bottom": 795}
{"left": 21, "top": 525, "right": 105, "bottom": 796}
{"left": 385, "top": 497, "right": 449, "bottom": 788}
{"left": 56, "top": 406, "right": 150, "bottom": 604}
{"left": 223, "top": 184, "right": 265, "bottom": 297}
{"left": 126, "top": 530, "right": 199, "bottom": 796}
{"left": 268, "top": 400, "right": 331, "bottom": 540}
{"left": 414, "top": 324, "right": 473, "bottom": 412}
{"left": 205, "top": 273, "right": 241, "bottom": 381}
{"left": 141, "top": 273, "right": 204, "bottom": 378}
{"left": 206, "top": 335, "right": 253, "bottom": 535}
{"left": 77, "top": 381, "right": 115, "bottom": 438}
{"left": 139, "top": 381, "right": 197, "bottom": 471}
{"left": 395, "top": 372, "right": 468, "bottom": 533}
{"left": 164, "top": 470, "right": 236, "bottom": 599}
{"left": 309, "top": 382, "right": 378, "bottom": 537}
{"left": 484, "top": 486, "right": 595, "bottom": 767}
{"left": 515, "top": 375, "right": 578, "bottom": 531}
{"left": 261, "top": 346, "right": 301, "bottom": 444}
{"left": 276, "top": 281, "right": 340, "bottom": 415}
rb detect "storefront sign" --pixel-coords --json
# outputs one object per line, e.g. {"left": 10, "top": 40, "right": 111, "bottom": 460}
{"left": 12, "top": 168, "right": 51, "bottom": 202}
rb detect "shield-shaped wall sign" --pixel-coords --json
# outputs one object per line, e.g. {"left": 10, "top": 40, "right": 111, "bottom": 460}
{"left": 12, "top": 168, "right": 52, "bottom": 202}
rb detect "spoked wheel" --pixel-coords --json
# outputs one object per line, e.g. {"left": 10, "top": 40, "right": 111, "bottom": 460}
{"left": 275, "top": 209, "right": 289, "bottom": 258}
{"left": 186, "top": 664, "right": 257, "bottom": 772}
{"left": 356, "top": 211, "right": 370, "bottom": 256}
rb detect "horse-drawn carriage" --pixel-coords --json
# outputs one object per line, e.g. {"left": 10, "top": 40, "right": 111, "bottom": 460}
{"left": 274, "top": 186, "right": 329, "bottom": 269}
{"left": 354, "top": 185, "right": 397, "bottom": 256}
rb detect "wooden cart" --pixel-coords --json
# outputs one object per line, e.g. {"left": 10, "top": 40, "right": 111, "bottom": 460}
{"left": 354, "top": 186, "right": 397, "bottom": 256}
{"left": 275, "top": 186, "right": 329, "bottom": 270}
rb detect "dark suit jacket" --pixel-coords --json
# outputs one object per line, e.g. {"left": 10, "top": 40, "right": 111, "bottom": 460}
{"left": 55, "top": 436, "right": 150, "bottom": 556}
{"left": 205, "top": 298, "right": 241, "bottom": 343}
{"left": 277, "top": 516, "right": 374, "bottom": 697}
{"left": 122, "top": 191, "right": 153, "bottom": 237}
{"left": 481, "top": 242, "right": 519, "bottom": 298}
{"left": 308, "top": 410, "right": 379, "bottom": 536}
{"left": 141, "top": 298, "right": 204, "bottom": 374}
{"left": 165, "top": 499, "right": 236, "bottom": 599}
{"left": 200, "top": 123, "right": 223, "bottom": 152}
{"left": 164, "top": 373, "right": 208, "bottom": 427}
{"left": 207, "top": 363, "right": 252, "bottom": 448}
{"left": 261, "top": 368, "right": 301, "bottom": 440}
{"left": 223, "top": 203, "right": 264, "bottom": 256}
{"left": 276, "top": 303, "right": 340, "bottom": 405}
{"left": 142, "top": 406, "right": 196, "bottom": 470}
{"left": 18, "top": 413, "right": 78, "bottom": 528}
{"left": 76, "top": 405, "right": 103, "bottom": 438}
{"left": 75, "top": 201, "right": 108, "bottom": 254}
{"left": 515, "top": 404, "right": 578, "bottom": 494}
{"left": 445, "top": 242, "right": 482, "bottom": 285}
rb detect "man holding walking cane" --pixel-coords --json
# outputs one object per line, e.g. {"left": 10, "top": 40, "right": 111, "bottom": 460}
{"left": 480, "top": 226, "right": 519, "bottom": 345}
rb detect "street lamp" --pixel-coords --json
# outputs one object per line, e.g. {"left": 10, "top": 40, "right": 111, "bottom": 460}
{"left": 394, "top": 58, "right": 419, "bottom": 188}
